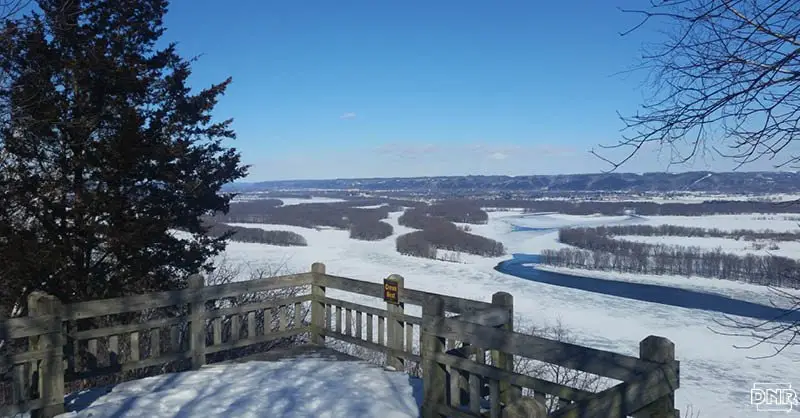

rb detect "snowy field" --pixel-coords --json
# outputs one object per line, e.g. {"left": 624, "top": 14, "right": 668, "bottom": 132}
{"left": 219, "top": 208, "right": 800, "bottom": 417}
{"left": 57, "top": 206, "right": 800, "bottom": 417}
{"left": 231, "top": 195, "right": 347, "bottom": 206}
{"left": 635, "top": 213, "right": 800, "bottom": 232}
{"left": 57, "top": 359, "right": 420, "bottom": 418}
{"left": 275, "top": 197, "right": 347, "bottom": 206}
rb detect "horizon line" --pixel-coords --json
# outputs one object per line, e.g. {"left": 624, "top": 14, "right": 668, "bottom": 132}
{"left": 233, "top": 170, "right": 796, "bottom": 184}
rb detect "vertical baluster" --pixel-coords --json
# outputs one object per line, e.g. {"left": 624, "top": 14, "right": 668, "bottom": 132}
{"left": 378, "top": 316, "right": 385, "bottom": 345}
{"left": 109, "top": 335, "right": 120, "bottom": 366}
{"left": 279, "top": 306, "right": 288, "bottom": 331}
{"left": 405, "top": 323, "right": 413, "bottom": 353}
{"left": 355, "top": 311, "right": 363, "bottom": 339}
{"left": 213, "top": 318, "right": 222, "bottom": 345}
{"left": 247, "top": 311, "right": 256, "bottom": 337}
{"left": 294, "top": 302, "right": 302, "bottom": 328}
{"left": 130, "top": 332, "right": 140, "bottom": 362}
{"left": 489, "top": 379, "right": 500, "bottom": 418}
{"left": 231, "top": 315, "right": 240, "bottom": 341}
{"left": 345, "top": 308, "right": 353, "bottom": 336}
{"left": 150, "top": 329, "right": 161, "bottom": 358}
{"left": 335, "top": 306, "right": 342, "bottom": 333}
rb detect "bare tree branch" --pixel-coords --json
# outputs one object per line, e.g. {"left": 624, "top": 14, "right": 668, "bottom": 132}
{"left": 603, "top": 0, "right": 800, "bottom": 171}
{"left": 0, "top": 0, "right": 29, "bottom": 21}
{"left": 710, "top": 283, "right": 800, "bottom": 359}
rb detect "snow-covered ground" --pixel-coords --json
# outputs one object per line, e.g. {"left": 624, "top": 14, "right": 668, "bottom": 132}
{"left": 353, "top": 204, "right": 389, "bottom": 209}
{"left": 635, "top": 213, "right": 800, "bottom": 232}
{"left": 57, "top": 207, "right": 800, "bottom": 417}
{"left": 57, "top": 359, "right": 420, "bottom": 418}
{"left": 275, "top": 197, "right": 347, "bottom": 206}
{"left": 215, "top": 209, "right": 800, "bottom": 417}
{"left": 231, "top": 195, "right": 347, "bottom": 206}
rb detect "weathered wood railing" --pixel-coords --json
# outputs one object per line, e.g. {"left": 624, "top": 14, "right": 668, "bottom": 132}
{"left": 0, "top": 262, "right": 679, "bottom": 418}
{"left": 420, "top": 295, "right": 680, "bottom": 418}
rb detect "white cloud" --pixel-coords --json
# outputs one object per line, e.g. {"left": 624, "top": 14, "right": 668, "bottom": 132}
{"left": 489, "top": 152, "right": 508, "bottom": 160}
{"left": 339, "top": 112, "right": 357, "bottom": 120}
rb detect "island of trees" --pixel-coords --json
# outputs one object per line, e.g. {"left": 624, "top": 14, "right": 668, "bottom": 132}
{"left": 203, "top": 221, "right": 308, "bottom": 247}
{"left": 206, "top": 197, "right": 505, "bottom": 259}
{"left": 395, "top": 202, "right": 504, "bottom": 261}
{"left": 208, "top": 198, "right": 401, "bottom": 242}
{"left": 540, "top": 225, "right": 800, "bottom": 288}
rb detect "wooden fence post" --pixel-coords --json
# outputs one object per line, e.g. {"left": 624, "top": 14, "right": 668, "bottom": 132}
{"left": 490, "top": 291, "right": 520, "bottom": 405}
{"left": 633, "top": 335, "right": 680, "bottom": 418}
{"left": 189, "top": 274, "right": 206, "bottom": 370}
{"left": 310, "top": 262, "right": 326, "bottom": 345}
{"left": 502, "top": 397, "right": 547, "bottom": 418}
{"left": 27, "top": 291, "right": 65, "bottom": 418}
{"left": 421, "top": 296, "right": 446, "bottom": 418}
{"left": 386, "top": 274, "right": 405, "bottom": 371}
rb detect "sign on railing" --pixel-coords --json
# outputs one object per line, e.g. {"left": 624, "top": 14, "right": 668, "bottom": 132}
{"left": 383, "top": 276, "right": 399, "bottom": 305}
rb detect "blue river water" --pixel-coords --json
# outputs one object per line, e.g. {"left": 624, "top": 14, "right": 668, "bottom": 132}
{"left": 494, "top": 220, "right": 800, "bottom": 323}
{"left": 495, "top": 254, "right": 800, "bottom": 322}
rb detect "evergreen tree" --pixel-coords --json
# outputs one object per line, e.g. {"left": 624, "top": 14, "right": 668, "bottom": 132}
{"left": 0, "top": 0, "right": 247, "bottom": 314}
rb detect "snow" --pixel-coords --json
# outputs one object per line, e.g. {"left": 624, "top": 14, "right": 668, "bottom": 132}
{"left": 56, "top": 359, "right": 420, "bottom": 418}
{"left": 231, "top": 195, "right": 346, "bottom": 206}
{"left": 54, "top": 208, "right": 800, "bottom": 417}
{"left": 352, "top": 204, "right": 389, "bottom": 209}
{"left": 199, "top": 209, "right": 800, "bottom": 417}
{"left": 276, "top": 197, "right": 347, "bottom": 206}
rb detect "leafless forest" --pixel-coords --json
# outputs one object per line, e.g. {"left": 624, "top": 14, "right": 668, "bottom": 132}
{"left": 541, "top": 226, "right": 800, "bottom": 288}
{"left": 396, "top": 204, "right": 504, "bottom": 259}
{"left": 581, "top": 224, "right": 800, "bottom": 242}
{"left": 511, "top": 199, "right": 800, "bottom": 216}
{"left": 205, "top": 198, "right": 503, "bottom": 256}
{"left": 204, "top": 222, "right": 309, "bottom": 246}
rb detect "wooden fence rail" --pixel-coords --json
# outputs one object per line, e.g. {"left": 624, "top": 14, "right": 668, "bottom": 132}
{"left": 0, "top": 262, "right": 679, "bottom": 418}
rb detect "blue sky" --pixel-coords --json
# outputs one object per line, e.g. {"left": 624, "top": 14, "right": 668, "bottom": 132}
{"left": 162, "top": 0, "right": 786, "bottom": 181}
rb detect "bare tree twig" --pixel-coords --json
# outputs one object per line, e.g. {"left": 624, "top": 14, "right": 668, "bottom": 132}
{"left": 602, "top": 0, "right": 800, "bottom": 171}
{"left": 0, "top": 0, "right": 29, "bottom": 21}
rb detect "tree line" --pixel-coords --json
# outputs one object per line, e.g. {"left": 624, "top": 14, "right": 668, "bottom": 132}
{"left": 396, "top": 206, "right": 504, "bottom": 260}
{"left": 395, "top": 228, "right": 505, "bottom": 259}
{"left": 213, "top": 197, "right": 496, "bottom": 245}
{"left": 577, "top": 224, "right": 800, "bottom": 242}
{"left": 469, "top": 198, "right": 800, "bottom": 216}
{"left": 398, "top": 200, "right": 488, "bottom": 230}
{"left": 424, "top": 200, "right": 489, "bottom": 224}
{"left": 542, "top": 227, "right": 800, "bottom": 288}
{"left": 349, "top": 220, "right": 393, "bottom": 241}
{"left": 209, "top": 200, "right": 396, "bottom": 241}
{"left": 203, "top": 222, "right": 308, "bottom": 247}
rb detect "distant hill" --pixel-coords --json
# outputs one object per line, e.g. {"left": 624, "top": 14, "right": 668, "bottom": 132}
{"left": 223, "top": 171, "right": 800, "bottom": 194}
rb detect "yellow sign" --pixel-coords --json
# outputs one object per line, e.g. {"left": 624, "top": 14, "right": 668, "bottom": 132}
{"left": 383, "top": 278, "right": 399, "bottom": 305}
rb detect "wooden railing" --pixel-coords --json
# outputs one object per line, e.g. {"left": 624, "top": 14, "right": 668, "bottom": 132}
{"left": 0, "top": 262, "right": 680, "bottom": 418}
{"left": 420, "top": 296, "right": 680, "bottom": 418}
